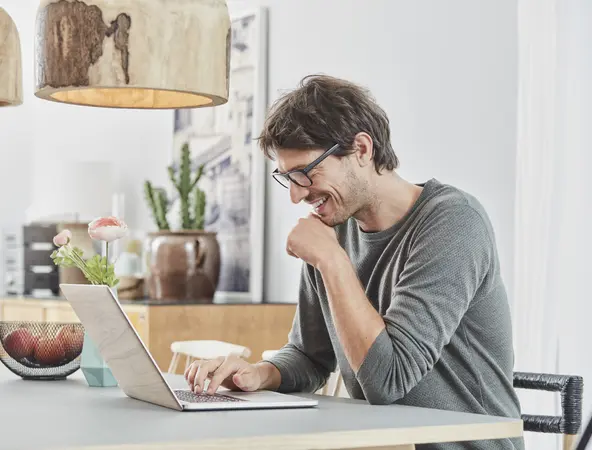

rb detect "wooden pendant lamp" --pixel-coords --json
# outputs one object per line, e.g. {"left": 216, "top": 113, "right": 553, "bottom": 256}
{"left": 0, "top": 7, "right": 23, "bottom": 107}
{"left": 34, "top": 0, "right": 231, "bottom": 109}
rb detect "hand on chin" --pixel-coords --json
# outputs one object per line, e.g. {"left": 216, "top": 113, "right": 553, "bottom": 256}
{"left": 286, "top": 213, "right": 339, "bottom": 269}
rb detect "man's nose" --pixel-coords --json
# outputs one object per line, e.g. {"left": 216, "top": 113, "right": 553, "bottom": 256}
{"left": 289, "top": 182, "right": 309, "bottom": 204}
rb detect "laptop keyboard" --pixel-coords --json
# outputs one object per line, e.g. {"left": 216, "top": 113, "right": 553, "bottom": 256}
{"left": 174, "top": 389, "right": 246, "bottom": 403}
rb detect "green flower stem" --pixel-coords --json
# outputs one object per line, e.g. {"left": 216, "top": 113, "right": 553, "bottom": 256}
{"left": 64, "top": 246, "right": 100, "bottom": 284}
{"left": 52, "top": 241, "right": 119, "bottom": 287}
{"left": 105, "top": 242, "right": 109, "bottom": 280}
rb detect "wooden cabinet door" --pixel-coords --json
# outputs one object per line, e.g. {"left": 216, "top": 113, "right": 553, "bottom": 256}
{"left": 121, "top": 305, "right": 149, "bottom": 346}
{"left": 45, "top": 304, "right": 80, "bottom": 323}
{"left": 1, "top": 303, "right": 45, "bottom": 322}
{"left": 0, "top": 300, "right": 80, "bottom": 324}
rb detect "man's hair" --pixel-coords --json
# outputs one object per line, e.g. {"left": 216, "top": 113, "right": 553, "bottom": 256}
{"left": 257, "top": 74, "right": 399, "bottom": 173}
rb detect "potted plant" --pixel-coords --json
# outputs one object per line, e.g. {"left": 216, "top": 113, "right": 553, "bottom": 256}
{"left": 143, "top": 143, "right": 220, "bottom": 303}
{"left": 51, "top": 217, "right": 127, "bottom": 387}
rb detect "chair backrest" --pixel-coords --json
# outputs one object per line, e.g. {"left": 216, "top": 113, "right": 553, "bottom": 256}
{"left": 169, "top": 340, "right": 251, "bottom": 374}
{"left": 513, "top": 371, "right": 584, "bottom": 450}
{"left": 171, "top": 340, "right": 251, "bottom": 359}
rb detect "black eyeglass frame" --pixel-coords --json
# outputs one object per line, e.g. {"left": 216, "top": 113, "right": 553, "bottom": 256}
{"left": 271, "top": 143, "right": 341, "bottom": 188}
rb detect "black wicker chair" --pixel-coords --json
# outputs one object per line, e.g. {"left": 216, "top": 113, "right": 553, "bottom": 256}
{"left": 513, "top": 372, "right": 584, "bottom": 449}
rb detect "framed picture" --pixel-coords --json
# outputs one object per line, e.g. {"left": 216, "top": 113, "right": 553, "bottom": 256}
{"left": 171, "top": 7, "right": 268, "bottom": 304}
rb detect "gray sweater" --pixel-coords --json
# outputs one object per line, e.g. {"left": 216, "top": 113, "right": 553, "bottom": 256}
{"left": 266, "top": 178, "right": 524, "bottom": 450}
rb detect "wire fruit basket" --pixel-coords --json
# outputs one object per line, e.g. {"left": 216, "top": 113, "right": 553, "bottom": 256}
{"left": 0, "top": 321, "right": 84, "bottom": 380}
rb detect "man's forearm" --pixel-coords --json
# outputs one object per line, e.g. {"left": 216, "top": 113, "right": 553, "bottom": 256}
{"left": 317, "top": 248, "right": 386, "bottom": 372}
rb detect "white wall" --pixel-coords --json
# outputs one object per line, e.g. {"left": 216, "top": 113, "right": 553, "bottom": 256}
{"left": 555, "top": 0, "right": 592, "bottom": 426}
{"left": 228, "top": 0, "right": 518, "bottom": 304}
{"left": 0, "top": 2, "right": 35, "bottom": 231}
{"left": 0, "top": 0, "right": 172, "bottom": 235}
{"left": 2, "top": 0, "right": 518, "bottom": 308}
{"left": 31, "top": 98, "right": 173, "bottom": 232}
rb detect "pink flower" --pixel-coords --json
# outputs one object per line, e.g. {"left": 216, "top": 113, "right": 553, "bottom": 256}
{"left": 53, "top": 229, "right": 72, "bottom": 247}
{"left": 88, "top": 216, "right": 128, "bottom": 243}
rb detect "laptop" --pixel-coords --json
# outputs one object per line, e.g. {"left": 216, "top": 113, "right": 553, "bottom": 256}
{"left": 59, "top": 283, "right": 318, "bottom": 411}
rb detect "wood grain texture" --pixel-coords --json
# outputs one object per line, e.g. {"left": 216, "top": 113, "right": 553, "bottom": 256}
{"left": 148, "top": 303, "right": 296, "bottom": 373}
{"left": 563, "top": 434, "right": 578, "bottom": 450}
{"left": 0, "top": 7, "right": 23, "bottom": 107}
{"left": 34, "top": 0, "right": 231, "bottom": 108}
{"left": 74, "top": 444, "right": 417, "bottom": 450}
{"left": 60, "top": 421, "right": 522, "bottom": 450}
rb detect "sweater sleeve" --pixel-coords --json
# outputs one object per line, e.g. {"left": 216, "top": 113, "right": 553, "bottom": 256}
{"left": 356, "top": 205, "right": 493, "bottom": 405}
{"left": 263, "top": 262, "right": 337, "bottom": 393}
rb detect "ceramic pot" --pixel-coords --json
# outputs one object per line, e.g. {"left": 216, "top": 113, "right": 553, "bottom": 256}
{"left": 145, "top": 231, "right": 220, "bottom": 303}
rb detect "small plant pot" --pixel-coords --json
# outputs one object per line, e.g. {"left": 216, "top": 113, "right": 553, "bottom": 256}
{"left": 145, "top": 230, "right": 220, "bottom": 303}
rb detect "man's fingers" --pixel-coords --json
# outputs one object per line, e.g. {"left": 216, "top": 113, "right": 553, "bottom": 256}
{"left": 193, "top": 358, "right": 223, "bottom": 393}
{"left": 185, "top": 360, "right": 200, "bottom": 386}
{"left": 206, "top": 357, "right": 241, "bottom": 394}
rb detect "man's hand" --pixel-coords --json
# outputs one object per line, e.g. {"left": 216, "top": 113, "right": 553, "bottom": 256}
{"left": 287, "top": 214, "right": 342, "bottom": 269}
{"left": 184, "top": 355, "right": 263, "bottom": 394}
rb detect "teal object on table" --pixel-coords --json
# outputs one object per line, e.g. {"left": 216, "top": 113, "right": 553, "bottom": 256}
{"left": 80, "top": 332, "right": 118, "bottom": 387}
{"left": 80, "top": 284, "right": 118, "bottom": 387}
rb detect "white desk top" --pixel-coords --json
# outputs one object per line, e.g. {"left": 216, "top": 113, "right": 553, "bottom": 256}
{"left": 0, "top": 367, "right": 522, "bottom": 449}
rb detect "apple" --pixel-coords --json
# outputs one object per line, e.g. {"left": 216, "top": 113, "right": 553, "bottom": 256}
{"left": 34, "top": 337, "right": 66, "bottom": 365}
{"left": 56, "top": 325, "right": 84, "bottom": 360}
{"left": 3, "top": 328, "right": 37, "bottom": 360}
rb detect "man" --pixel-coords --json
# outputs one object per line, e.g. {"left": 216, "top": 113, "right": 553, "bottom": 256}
{"left": 185, "top": 75, "right": 523, "bottom": 449}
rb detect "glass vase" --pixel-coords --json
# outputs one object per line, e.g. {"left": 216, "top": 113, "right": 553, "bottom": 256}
{"left": 80, "top": 333, "right": 118, "bottom": 387}
{"left": 80, "top": 286, "right": 118, "bottom": 387}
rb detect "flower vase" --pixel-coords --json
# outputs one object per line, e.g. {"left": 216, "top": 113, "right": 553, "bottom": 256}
{"left": 80, "top": 333, "right": 118, "bottom": 387}
{"left": 80, "top": 286, "right": 118, "bottom": 387}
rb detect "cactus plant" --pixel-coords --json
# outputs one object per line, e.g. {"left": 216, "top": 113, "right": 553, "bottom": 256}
{"left": 193, "top": 186, "right": 206, "bottom": 230}
{"left": 144, "top": 181, "right": 170, "bottom": 230}
{"left": 144, "top": 142, "right": 206, "bottom": 231}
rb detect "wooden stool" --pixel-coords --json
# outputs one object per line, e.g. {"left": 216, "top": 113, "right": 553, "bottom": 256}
{"left": 169, "top": 340, "right": 252, "bottom": 374}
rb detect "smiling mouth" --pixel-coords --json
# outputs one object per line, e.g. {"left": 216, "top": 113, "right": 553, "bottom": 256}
{"left": 309, "top": 196, "right": 329, "bottom": 213}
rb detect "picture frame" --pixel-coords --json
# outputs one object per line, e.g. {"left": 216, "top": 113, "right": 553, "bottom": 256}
{"left": 171, "top": 6, "right": 268, "bottom": 304}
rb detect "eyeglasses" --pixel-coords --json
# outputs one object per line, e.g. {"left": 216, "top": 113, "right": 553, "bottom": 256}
{"left": 271, "top": 143, "right": 341, "bottom": 189}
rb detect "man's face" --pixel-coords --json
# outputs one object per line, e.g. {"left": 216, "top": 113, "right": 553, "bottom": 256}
{"left": 275, "top": 148, "right": 369, "bottom": 227}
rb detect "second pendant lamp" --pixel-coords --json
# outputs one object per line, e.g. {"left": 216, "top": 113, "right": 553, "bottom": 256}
{"left": 34, "top": 0, "right": 231, "bottom": 109}
{"left": 0, "top": 7, "right": 23, "bottom": 107}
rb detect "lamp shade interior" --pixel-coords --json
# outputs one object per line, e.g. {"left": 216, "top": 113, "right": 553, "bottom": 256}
{"left": 43, "top": 87, "right": 220, "bottom": 109}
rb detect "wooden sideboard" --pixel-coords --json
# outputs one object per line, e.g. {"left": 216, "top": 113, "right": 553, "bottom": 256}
{"left": 0, "top": 297, "right": 296, "bottom": 374}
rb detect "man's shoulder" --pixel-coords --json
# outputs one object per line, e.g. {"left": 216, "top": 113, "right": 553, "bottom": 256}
{"left": 417, "top": 179, "right": 493, "bottom": 230}
{"left": 334, "top": 179, "right": 495, "bottom": 246}
{"left": 423, "top": 179, "right": 486, "bottom": 214}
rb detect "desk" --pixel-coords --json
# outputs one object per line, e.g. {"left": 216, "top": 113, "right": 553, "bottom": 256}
{"left": 0, "top": 367, "right": 522, "bottom": 449}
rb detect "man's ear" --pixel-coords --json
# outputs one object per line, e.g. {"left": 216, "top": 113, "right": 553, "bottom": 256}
{"left": 352, "top": 132, "right": 374, "bottom": 168}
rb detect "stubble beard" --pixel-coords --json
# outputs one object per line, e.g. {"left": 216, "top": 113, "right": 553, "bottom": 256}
{"left": 323, "top": 170, "right": 370, "bottom": 228}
